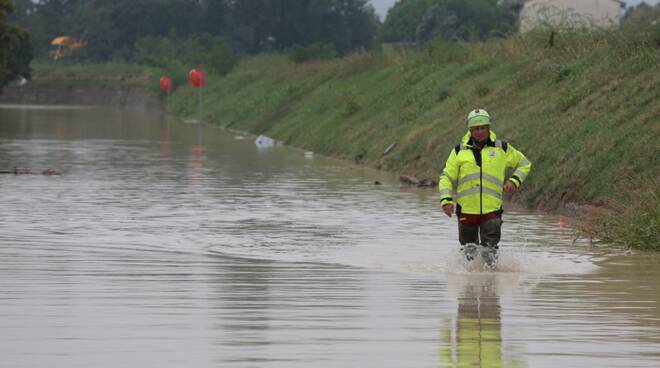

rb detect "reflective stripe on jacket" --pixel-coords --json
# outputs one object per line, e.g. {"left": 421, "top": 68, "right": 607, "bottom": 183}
{"left": 438, "top": 130, "right": 531, "bottom": 215}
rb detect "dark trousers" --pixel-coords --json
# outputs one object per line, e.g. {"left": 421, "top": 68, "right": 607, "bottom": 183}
{"left": 458, "top": 217, "right": 502, "bottom": 248}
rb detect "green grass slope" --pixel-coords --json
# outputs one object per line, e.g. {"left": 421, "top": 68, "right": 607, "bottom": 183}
{"left": 168, "top": 29, "right": 658, "bottom": 249}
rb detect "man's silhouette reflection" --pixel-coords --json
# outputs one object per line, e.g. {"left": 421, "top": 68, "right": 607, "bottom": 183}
{"left": 441, "top": 275, "right": 525, "bottom": 368}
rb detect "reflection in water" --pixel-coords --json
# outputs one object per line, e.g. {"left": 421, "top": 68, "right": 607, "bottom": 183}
{"left": 212, "top": 259, "right": 273, "bottom": 364}
{"left": 442, "top": 275, "right": 526, "bottom": 368}
{"left": 159, "top": 111, "right": 171, "bottom": 157}
{"left": 188, "top": 123, "right": 205, "bottom": 183}
{"left": 189, "top": 143, "right": 204, "bottom": 182}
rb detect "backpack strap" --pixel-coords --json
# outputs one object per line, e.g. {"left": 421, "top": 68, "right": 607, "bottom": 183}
{"left": 494, "top": 139, "right": 508, "bottom": 152}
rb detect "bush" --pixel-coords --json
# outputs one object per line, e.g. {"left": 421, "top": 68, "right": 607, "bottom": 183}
{"left": 134, "top": 33, "right": 236, "bottom": 84}
{"left": 287, "top": 43, "right": 337, "bottom": 64}
{"left": 180, "top": 33, "right": 236, "bottom": 75}
{"left": 577, "top": 180, "right": 659, "bottom": 251}
{"left": 1, "top": 17, "right": 33, "bottom": 89}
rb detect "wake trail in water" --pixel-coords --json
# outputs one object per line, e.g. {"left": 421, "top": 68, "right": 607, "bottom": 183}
{"left": 321, "top": 241, "right": 599, "bottom": 278}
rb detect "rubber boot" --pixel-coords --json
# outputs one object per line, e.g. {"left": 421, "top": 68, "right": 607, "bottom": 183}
{"left": 481, "top": 245, "right": 499, "bottom": 269}
{"left": 461, "top": 243, "right": 479, "bottom": 261}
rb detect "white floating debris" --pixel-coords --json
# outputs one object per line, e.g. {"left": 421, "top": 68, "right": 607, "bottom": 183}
{"left": 255, "top": 134, "right": 275, "bottom": 147}
{"left": 16, "top": 75, "right": 28, "bottom": 87}
{"left": 234, "top": 135, "right": 245, "bottom": 140}
{"left": 383, "top": 142, "right": 396, "bottom": 155}
{"left": 304, "top": 151, "right": 314, "bottom": 158}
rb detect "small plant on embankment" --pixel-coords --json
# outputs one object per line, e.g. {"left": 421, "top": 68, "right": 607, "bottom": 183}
{"left": 577, "top": 180, "right": 660, "bottom": 251}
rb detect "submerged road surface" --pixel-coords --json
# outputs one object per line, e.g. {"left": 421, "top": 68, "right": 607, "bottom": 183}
{"left": 1, "top": 105, "right": 659, "bottom": 367}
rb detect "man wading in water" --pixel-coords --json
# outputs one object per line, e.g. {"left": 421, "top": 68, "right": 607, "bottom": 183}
{"left": 438, "top": 109, "right": 532, "bottom": 267}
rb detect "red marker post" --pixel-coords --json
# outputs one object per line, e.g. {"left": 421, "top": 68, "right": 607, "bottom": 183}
{"left": 188, "top": 68, "right": 207, "bottom": 125}
{"left": 188, "top": 68, "right": 207, "bottom": 89}
{"left": 159, "top": 76, "right": 173, "bottom": 96}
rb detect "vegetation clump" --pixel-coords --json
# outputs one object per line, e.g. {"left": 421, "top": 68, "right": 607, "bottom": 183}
{"left": 288, "top": 43, "right": 337, "bottom": 64}
{"left": 0, "top": 0, "right": 32, "bottom": 91}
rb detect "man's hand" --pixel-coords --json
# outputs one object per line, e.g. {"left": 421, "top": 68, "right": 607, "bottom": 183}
{"left": 442, "top": 204, "right": 454, "bottom": 217}
{"left": 503, "top": 180, "right": 517, "bottom": 193}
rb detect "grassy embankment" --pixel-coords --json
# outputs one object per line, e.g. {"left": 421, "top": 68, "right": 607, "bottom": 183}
{"left": 166, "top": 29, "right": 658, "bottom": 250}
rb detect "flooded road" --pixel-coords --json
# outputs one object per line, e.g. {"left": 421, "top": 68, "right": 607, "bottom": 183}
{"left": 1, "top": 105, "right": 659, "bottom": 367}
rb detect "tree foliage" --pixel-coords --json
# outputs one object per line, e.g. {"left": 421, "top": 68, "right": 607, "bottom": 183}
{"left": 10, "top": 0, "right": 380, "bottom": 63}
{"left": 621, "top": 2, "right": 660, "bottom": 31}
{"left": 379, "top": 0, "right": 436, "bottom": 43}
{"left": 135, "top": 33, "right": 235, "bottom": 83}
{"left": 380, "top": 0, "right": 517, "bottom": 45}
{"left": 1, "top": 0, "right": 33, "bottom": 91}
{"left": 204, "top": 0, "right": 379, "bottom": 55}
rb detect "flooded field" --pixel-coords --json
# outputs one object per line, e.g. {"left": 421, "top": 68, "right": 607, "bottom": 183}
{"left": 1, "top": 105, "right": 659, "bottom": 367}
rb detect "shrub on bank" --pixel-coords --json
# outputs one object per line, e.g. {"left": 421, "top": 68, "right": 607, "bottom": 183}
{"left": 578, "top": 180, "right": 659, "bottom": 251}
{"left": 287, "top": 43, "right": 337, "bottom": 64}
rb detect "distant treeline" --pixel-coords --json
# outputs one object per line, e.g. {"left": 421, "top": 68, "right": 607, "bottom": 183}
{"left": 10, "top": 0, "right": 379, "bottom": 60}
{"left": 8, "top": 0, "right": 532, "bottom": 64}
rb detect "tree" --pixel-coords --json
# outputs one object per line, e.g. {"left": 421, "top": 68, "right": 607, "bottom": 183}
{"left": 135, "top": 32, "right": 236, "bottom": 76}
{"left": 1, "top": 0, "right": 33, "bottom": 91}
{"left": 13, "top": 0, "right": 380, "bottom": 62}
{"left": 380, "top": 0, "right": 436, "bottom": 43}
{"left": 72, "top": 0, "right": 202, "bottom": 61}
{"left": 325, "top": 0, "right": 380, "bottom": 54}
{"left": 417, "top": 0, "right": 516, "bottom": 43}
{"left": 216, "top": 0, "right": 379, "bottom": 55}
{"left": 28, "top": 0, "right": 77, "bottom": 58}
{"left": 621, "top": 2, "right": 660, "bottom": 30}
{"left": 380, "top": 0, "right": 517, "bottom": 45}
{"left": 7, "top": 0, "right": 34, "bottom": 25}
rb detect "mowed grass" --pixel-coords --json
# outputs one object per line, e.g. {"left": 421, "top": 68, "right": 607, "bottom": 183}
{"left": 172, "top": 28, "right": 660, "bottom": 250}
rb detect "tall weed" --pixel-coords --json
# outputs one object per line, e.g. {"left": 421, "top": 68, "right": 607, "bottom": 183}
{"left": 578, "top": 180, "right": 659, "bottom": 250}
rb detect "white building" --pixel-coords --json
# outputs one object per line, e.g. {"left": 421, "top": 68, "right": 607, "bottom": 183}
{"left": 519, "top": 0, "right": 625, "bottom": 32}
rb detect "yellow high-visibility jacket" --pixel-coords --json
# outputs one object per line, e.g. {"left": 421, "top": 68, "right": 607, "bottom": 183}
{"left": 439, "top": 130, "right": 531, "bottom": 215}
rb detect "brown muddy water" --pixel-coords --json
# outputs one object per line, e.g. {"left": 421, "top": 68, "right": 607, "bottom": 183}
{"left": 0, "top": 105, "right": 659, "bottom": 368}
